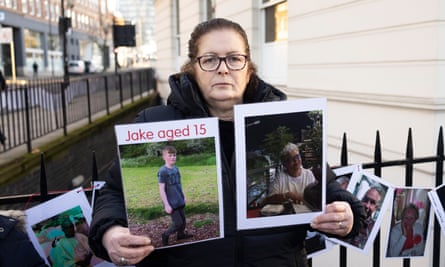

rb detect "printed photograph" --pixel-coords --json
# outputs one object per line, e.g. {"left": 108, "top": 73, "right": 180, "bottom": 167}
{"left": 115, "top": 118, "right": 223, "bottom": 248}
{"left": 25, "top": 188, "right": 111, "bottom": 267}
{"left": 234, "top": 98, "right": 326, "bottom": 230}
{"left": 332, "top": 164, "right": 362, "bottom": 190}
{"left": 329, "top": 170, "right": 393, "bottom": 253}
{"left": 385, "top": 187, "right": 432, "bottom": 258}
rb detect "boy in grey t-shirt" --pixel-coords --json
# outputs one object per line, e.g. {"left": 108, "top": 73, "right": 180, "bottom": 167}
{"left": 158, "top": 145, "right": 193, "bottom": 246}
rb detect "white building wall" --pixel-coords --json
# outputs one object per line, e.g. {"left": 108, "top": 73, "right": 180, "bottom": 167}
{"left": 287, "top": 1, "right": 444, "bottom": 267}
{"left": 286, "top": 0, "right": 444, "bottom": 164}
{"left": 153, "top": 0, "right": 175, "bottom": 101}
{"left": 153, "top": 1, "right": 445, "bottom": 266}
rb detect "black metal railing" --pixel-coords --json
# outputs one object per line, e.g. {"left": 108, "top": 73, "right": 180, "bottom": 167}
{"left": 0, "top": 151, "right": 99, "bottom": 208}
{"left": 0, "top": 68, "right": 156, "bottom": 153}
{"left": 333, "top": 127, "right": 444, "bottom": 267}
{"left": 0, "top": 125, "right": 443, "bottom": 267}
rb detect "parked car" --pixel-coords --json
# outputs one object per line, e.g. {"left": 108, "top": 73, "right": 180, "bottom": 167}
{"left": 68, "top": 60, "right": 85, "bottom": 74}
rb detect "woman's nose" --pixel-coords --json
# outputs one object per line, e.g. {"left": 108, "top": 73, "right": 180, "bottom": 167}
{"left": 217, "top": 59, "right": 230, "bottom": 74}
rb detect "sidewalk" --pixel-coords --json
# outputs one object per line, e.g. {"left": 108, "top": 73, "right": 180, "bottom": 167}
{"left": 0, "top": 120, "right": 80, "bottom": 166}
{"left": 0, "top": 93, "right": 154, "bottom": 184}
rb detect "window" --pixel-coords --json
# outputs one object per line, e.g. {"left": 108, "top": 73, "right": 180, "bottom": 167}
{"left": 24, "top": 29, "right": 41, "bottom": 49}
{"left": 29, "top": 0, "right": 35, "bottom": 15}
{"left": 205, "top": 0, "right": 215, "bottom": 20}
{"left": 264, "top": 1, "right": 287, "bottom": 43}
{"left": 260, "top": 0, "right": 288, "bottom": 85}
{"left": 44, "top": 0, "right": 49, "bottom": 20}
{"left": 21, "top": 0, "right": 27, "bottom": 12}
{"left": 174, "top": 0, "right": 180, "bottom": 56}
{"left": 36, "top": 0, "right": 41, "bottom": 17}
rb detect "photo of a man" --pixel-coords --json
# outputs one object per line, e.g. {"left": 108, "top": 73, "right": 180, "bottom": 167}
{"left": 349, "top": 186, "right": 382, "bottom": 248}
{"left": 328, "top": 170, "right": 392, "bottom": 253}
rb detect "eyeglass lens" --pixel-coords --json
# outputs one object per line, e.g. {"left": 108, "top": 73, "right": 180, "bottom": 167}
{"left": 289, "top": 154, "right": 301, "bottom": 161}
{"left": 198, "top": 55, "right": 247, "bottom": 71}
{"left": 362, "top": 196, "right": 376, "bottom": 205}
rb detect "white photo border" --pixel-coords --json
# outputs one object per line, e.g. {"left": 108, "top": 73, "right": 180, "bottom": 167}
{"left": 428, "top": 183, "right": 445, "bottom": 237}
{"left": 332, "top": 164, "right": 362, "bottom": 189}
{"left": 329, "top": 170, "right": 394, "bottom": 253}
{"left": 115, "top": 117, "right": 224, "bottom": 247}
{"left": 385, "top": 186, "right": 433, "bottom": 258}
{"left": 234, "top": 98, "right": 326, "bottom": 230}
{"left": 332, "top": 164, "right": 362, "bottom": 178}
{"left": 25, "top": 187, "right": 92, "bottom": 266}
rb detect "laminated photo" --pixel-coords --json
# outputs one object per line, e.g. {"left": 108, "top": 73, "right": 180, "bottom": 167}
{"left": 385, "top": 187, "right": 432, "bottom": 258}
{"left": 332, "top": 164, "right": 362, "bottom": 190}
{"left": 25, "top": 188, "right": 112, "bottom": 267}
{"left": 329, "top": 170, "right": 393, "bottom": 254}
{"left": 115, "top": 118, "right": 223, "bottom": 248}
{"left": 234, "top": 98, "right": 326, "bottom": 230}
{"left": 428, "top": 183, "right": 445, "bottom": 236}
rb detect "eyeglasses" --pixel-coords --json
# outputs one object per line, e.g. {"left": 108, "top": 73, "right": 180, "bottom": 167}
{"left": 362, "top": 196, "right": 377, "bottom": 205}
{"left": 196, "top": 54, "right": 248, "bottom": 72}
{"left": 288, "top": 154, "right": 301, "bottom": 162}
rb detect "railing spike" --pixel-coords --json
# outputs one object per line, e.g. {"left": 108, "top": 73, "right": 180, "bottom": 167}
{"left": 375, "top": 130, "right": 382, "bottom": 164}
{"left": 406, "top": 128, "right": 413, "bottom": 159}
{"left": 437, "top": 126, "right": 443, "bottom": 157}
{"left": 39, "top": 153, "right": 48, "bottom": 203}
{"left": 92, "top": 150, "right": 98, "bottom": 182}
{"left": 405, "top": 129, "right": 413, "bottom": 187}
{"left": 341, "top": 133, "right": 348, "bottom": 166}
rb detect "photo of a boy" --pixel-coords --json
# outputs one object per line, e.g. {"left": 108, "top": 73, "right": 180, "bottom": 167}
{"left": 158, "top": 145, "right": 193, "bottom": 246}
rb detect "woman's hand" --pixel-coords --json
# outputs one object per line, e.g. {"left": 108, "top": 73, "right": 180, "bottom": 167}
{"left": 310, "top": 201, "right": 354, "bottom": 237}
{"left": 103, "top": 225, "right": 155, "bottom": 266}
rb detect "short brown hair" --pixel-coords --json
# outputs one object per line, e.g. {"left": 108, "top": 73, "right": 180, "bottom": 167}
{"left": 162, "top": 145, "right": 177, "bottom": 154}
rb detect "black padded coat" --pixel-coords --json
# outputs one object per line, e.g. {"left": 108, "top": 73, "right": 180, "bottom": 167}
{"left": 89, "top": 73, "right": 366, "bottom": 267}
{"left": 0, "top": 214, "right": 48, "bottom": 267}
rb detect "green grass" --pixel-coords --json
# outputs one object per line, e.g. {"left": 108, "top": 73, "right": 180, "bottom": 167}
{"left": 122, "top": 164, "right": 219, "bottom": 223}
{"left": 193, "top": 218, "right": 214, "bottom": 228}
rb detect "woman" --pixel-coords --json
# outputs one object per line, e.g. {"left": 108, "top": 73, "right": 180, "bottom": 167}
{"left": 89, "top": 18, "right": 366, "bottom": 267}
{"left": 388, "top": 203, "right": 425, "bottom": 257}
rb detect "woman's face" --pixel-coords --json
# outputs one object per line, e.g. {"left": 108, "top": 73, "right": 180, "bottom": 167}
{"left": 194, "top": 29, "right": 251, "bottom": 120}
{"left": 402, "top": 208, "right": 417, "bottom": 228}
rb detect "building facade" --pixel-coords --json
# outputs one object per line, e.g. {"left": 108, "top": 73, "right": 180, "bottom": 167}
{"left": 153, "top": 0, "right": 444, "bottom": 266}
{"left": 0, "top": 0, "right": 113, "bottom": 77}
{"left": 116, "top": 0, "right": 156, "bottom": 63}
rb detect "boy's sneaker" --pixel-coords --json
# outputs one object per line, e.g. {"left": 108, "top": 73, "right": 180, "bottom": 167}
{"left": 161, "top": 233, "right": 169, "bottom": 246}
{"left": 177, "top": 232, "right": 193, "bottom": 240}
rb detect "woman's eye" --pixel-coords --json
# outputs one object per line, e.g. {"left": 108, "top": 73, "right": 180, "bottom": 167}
{"left": 228, "top": 56, "right": 242, "bottom": 63}
{"left": 202, "top": 57, "right": 218, "bottom": 65}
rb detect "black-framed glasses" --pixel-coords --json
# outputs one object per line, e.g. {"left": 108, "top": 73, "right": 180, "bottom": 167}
{"left": 196, "top": 54, "right": 248, "bottom": 72}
